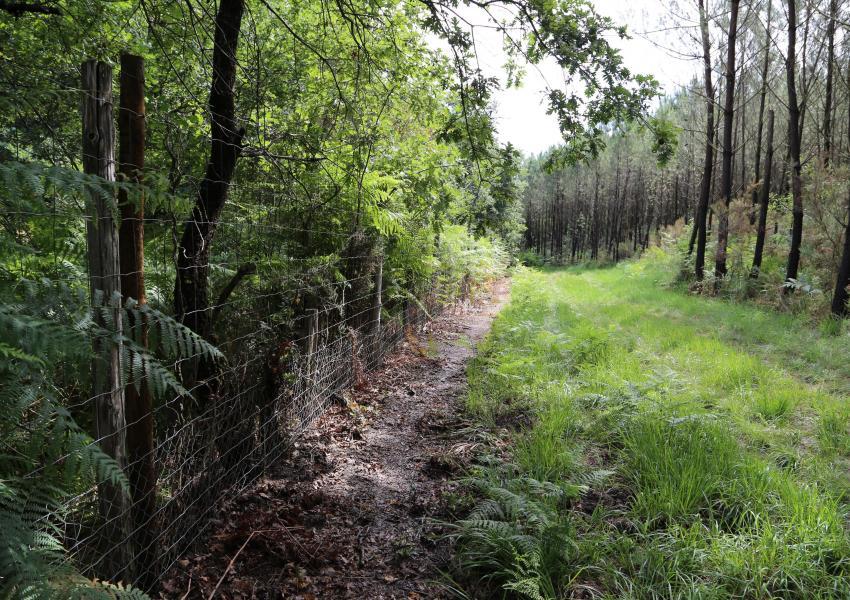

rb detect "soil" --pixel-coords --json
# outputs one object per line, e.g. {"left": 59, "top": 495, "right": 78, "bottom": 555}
{"left": 160, "top": 280, "right": 510, "bottom": 599}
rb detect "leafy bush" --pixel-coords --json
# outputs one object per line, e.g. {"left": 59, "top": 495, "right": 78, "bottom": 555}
{"left": 517, "top": 250, "right": 545, "bottom": 268}
{"left": 436, "top": 225, "right": 509, "bottom": 302}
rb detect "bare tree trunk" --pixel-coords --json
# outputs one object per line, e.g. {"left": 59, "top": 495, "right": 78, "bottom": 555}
{"left": 752, "top": 0, "right": 772, "bottom": 215}
{"left": 823, "top": 0, "right": 837, "bottom": 166}
{"left": 714, "top": 0, "right": 740, "bottom": 283}
{"left": 592, "top": 169, "right": 600, "bottom": 259}
{"left": 831, "top": 69, "right": 850, "bottom": 316}
{"left": 785, "top": 0, "right": 804, "bottom": 288}
{"left": 796, "top": 0, "right": 813, "bottom": 146}
{"left": 737, "top": 29, "right": 747, "bottom": 196}
{"left": 695, "top": 0, "right": 716, "bottom": 281}
{"left": 832, "top": 199, "right": 850, "bottom": 316}
{"left": 752, "top": 110, "right": 775, "bottom": 278}
{"left": 175, "top": 0, "right": 245, "bottom": 341}
{"left": 82, "top": 59, "right": 132, "bottom": 582}
{"left": 673, "top": 173, "right": 680, "bottom": 224}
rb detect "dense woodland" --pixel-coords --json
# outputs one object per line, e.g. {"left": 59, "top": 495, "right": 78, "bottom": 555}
{"left": 0, "top": 0, "right": 660, "bottom": 596}
{"left": 524, "top": 0, "right": 850, "bottom": 318}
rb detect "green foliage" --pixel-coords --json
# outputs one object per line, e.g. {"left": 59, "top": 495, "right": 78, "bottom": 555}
{"left": 818, "top": 409, "right": 850, "bottom": 457}
{"left": 517, "top": 250, "right": 545, "bottom": 268}
{"left": 0, "top": 280, "right": 218, "bottom": 597}
{"left": 0, "top": 161, "right": 223, "bottom": 596}
{"left": 752, "top": 388, "right": 798, "bottom": 421}
{"left": 647, "top": 116, "right": 680, "bottom": 167}
{"left": 436, "top": 225, "right": 509, "bottom": 299}
{"left": 0, "top": 295, "right": 155, "bottom": 598}
{"left": 451, "top": 264, "right": 850, "bottom": 598}
{"left": 448, "top": 476, "right": 577, "bottom": 600}
{"left": 622, "top": 416, "right": 742, "bottom": 525}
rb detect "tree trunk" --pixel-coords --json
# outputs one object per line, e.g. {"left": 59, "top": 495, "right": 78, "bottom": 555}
{"left": 175, "top": 0, "right": 245, "bottom": 341}
{"left": 673, "top": 173, "right": 679, "bottom": 224}
{"left": 823, "top": 0, "right": 837, "bottom": 166}
{"left": 695, "top": 0, "right": 716, "bottom": 281}
{"left": 785, "top": 0, "right": 804, "bottom": 289}
{"left": 832, "top": 201, "right": 850, "bottom": 316}
{"left": 831, "top": 66, "right": 850, "bottom": 316}
{"left": 82, "top": 59, "right": 132, "bottom": 582}
{"left": 713, "top": 0, "right": 740, "bottom": 283}
{"left": 752, "top": 0, "right": 772, "bottom": 214}
{"left": 752, "top": 110, "right": 774, "bottom": 278}
{"left": 370, "top": 256, "right": 383, "bottom": 333}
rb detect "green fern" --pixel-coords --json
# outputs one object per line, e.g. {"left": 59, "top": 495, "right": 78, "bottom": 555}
{"left": 0, "top": 160, "right": 181, "bottom": 222}
{"left": 448, "top": 476, "right": 577, "bottom": 599}
{"left": 0, "top": 277, "right": 221, "bottom": 597}
{"left": 0, "top": 159, "right": 218, "bottom": 600}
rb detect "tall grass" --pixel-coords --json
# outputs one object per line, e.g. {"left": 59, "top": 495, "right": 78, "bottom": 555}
{"left": 450, "top": 260, "right": 850, "bottom": 599}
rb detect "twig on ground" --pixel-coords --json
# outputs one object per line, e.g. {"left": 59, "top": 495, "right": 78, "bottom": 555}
{"left": 207, "top": 531, "right": 257, "bottom": 600}
{"left": 179, "top": 577, "right": 192, "bottom": 600}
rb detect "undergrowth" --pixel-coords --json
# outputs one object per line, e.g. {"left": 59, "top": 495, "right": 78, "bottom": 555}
{"left": 449, "top": 260, "right": 850, "bottom": 599}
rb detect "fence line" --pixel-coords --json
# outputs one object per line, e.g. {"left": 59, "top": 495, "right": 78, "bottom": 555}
{"left": 3, "top": 52, "right": 504, "bottom": 596}
{"left": 56, "top": 277, "right": 457, "bottom": 590}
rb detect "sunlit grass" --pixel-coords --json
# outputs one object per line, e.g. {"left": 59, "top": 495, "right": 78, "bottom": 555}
{"left": 752, "top": 387, "right": 798, "bottom": 421}
{"left": 451, "top": 257, "right": 850, "bottom": 599}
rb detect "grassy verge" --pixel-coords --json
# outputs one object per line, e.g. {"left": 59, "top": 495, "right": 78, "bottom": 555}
{"left": 449, "top": 253, "right": 850, "bottom": 599}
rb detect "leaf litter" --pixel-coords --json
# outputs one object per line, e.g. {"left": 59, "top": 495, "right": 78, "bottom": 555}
{"left": 160, "top": 281, "right": 510, "bottom": 599}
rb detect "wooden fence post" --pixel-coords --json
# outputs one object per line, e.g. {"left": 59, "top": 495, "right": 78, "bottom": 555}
{"left": 402, "top": 297, "right": 410, "bottom": 331}
{"left": 306, "top": 308, "right": 319, "bottom": 374}
{"left": 82, "top": 59, "right": 133, "bottom": 581}
{"left": 306, "top": 308, "right": 319, "bottom": 407}
{"left": 369, "top": 257, "right": 383, "bottom": 365}
{"left": 117, "top": 53, "right": 157, "bottom": 586}
{"left": 370, "top": 258, "right": 383, "bottom": 332}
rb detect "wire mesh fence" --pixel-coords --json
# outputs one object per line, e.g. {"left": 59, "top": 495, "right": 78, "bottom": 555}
{"left": 8, "top": 199, "right": 471, "bottom": 593}
{"left": 1, "top": 42, "right": 507, "bottom": 595}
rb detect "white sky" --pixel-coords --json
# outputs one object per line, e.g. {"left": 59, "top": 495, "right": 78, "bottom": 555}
{"left": 475, "top": 0, "right": 700, "bottom": 155}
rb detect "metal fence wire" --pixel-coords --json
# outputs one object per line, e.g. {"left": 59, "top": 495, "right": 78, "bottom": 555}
{"left": 35, "top": 235, "right": 460, "bottom": 591}
{"left": 4, "top": 51, "right": 499, "bottom": 596}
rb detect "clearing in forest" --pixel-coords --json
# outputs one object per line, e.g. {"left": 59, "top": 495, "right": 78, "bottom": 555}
{"left": 453, "top": 254, "right": 850, "bottom": 598}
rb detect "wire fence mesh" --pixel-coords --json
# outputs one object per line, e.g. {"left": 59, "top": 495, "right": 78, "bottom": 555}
{"left": 8, "top": 196, "right": 473, "bottom": 592}
{"left": 2, "top": 41, "right": 506, "bottom": 595}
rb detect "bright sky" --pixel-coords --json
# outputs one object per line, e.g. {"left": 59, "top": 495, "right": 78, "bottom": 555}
{"left": 478, "top": 0, "right": 700, "bottom": 155}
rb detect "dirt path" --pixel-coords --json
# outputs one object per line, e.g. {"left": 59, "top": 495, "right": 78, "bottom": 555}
{"left": 163, "top": 281, "right": 509, "bottom": 599}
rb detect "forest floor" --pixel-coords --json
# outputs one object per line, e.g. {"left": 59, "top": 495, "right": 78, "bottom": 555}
{"left": 161, "top": 280, "right": 510, "bottom": 600}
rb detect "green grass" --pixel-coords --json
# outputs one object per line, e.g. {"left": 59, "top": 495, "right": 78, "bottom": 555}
{"left": 450, "top": 253, "right": 850, "bottom": 599}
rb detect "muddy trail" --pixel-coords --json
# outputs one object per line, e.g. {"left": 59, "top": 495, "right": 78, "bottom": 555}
{"left": 162, "top": 281, "right": 509, "bottom": 599}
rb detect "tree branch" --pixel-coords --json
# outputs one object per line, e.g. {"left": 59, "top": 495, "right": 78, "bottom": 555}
{"left": 211, "top": 263, "right": 257, "bottom": 325}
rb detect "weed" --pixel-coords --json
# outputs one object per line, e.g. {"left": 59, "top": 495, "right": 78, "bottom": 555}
{"left": 819, "top": 409, "right": 850, "bottom": 456}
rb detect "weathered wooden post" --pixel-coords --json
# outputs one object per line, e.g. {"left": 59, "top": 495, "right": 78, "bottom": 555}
{"left": 348, "top": 326, "right": 361, "bottom": 387}
{"left": 368, "top": 256, "right": 383, "bottom": 366}
{"left": 306, "top": 308, "right": 319, "bottom": 375}
{"left": 117, "top": 53, "right": 156, "bottom": 586}
{"left": 402, "top": 297, "right": 411, "bottom": 333}
{"left": 306, "top": 308, "right": 319, "bottom": 408}
{"left": 82, "top": 59, "right": 133, "bottom": 581}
